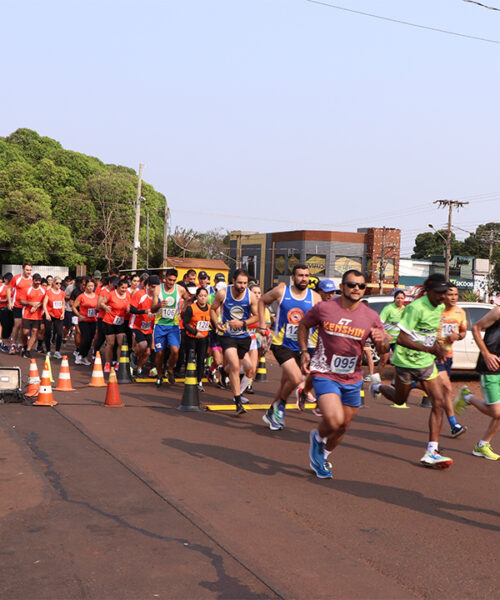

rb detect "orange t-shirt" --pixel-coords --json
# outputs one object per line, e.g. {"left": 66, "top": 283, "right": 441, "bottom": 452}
{"left": 129, "top": 291, "right": 155, "bottom": 334}
{"left": 438, "top": 306, "right": 468, "bottom": 358}
{"left": 77, "top": 293, "right": 98, "bottom": 322}
{"left": 98, "top": 286, "right": 111, "bottom": 319}
{"left": 22, "top": 286, "right": 46, "bottom": 320}
{"left": 0, "top": 284, "right": 8, "bottom": 309}
{"left": 103, "top": 290, "right": 130, "bottom": 325}
{"left": 9, "top": 274, "right": 33, "bottom": 308}
{"left": 45, "top": 288, "right": 65, "bottom": 319}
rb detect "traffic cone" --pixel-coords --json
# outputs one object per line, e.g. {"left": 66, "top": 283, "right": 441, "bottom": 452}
{"left": 33, "top": 358, "right": 58, "bottom": 406}
{"left": 25, "top": 359, "right": 41, "bottom": 397}
{"left": 178, "top": 349, "right": 200, "bottom": 411}
{"left": 116, "top": 344, "right": 132, "bottom": 384}
{"left": 419, "top": 394, "right": 432, "bottom": 408}
{"left": 46, "top": 353, "right": 54, "bottom": 383}
{"left": 255, "top": 356, "right": 268, "bottom": 382}
{"left": 54, "top": 356, "right": 76, "bottom": 392}
{"left": 88, "top": 351, "right": 106, "bottom": 387}
{"left": 360, "top": 389, "right": 367, "bottom": 408}
{"left": 103, "top": 368, "right": 123, "bottom": 407}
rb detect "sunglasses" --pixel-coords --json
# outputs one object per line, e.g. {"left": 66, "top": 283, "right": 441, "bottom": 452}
{"left": 345, "top": 281, "right": 366, "bottom": 290}
{"left": 54, "top": 282, "right": 62, "bottom": 285}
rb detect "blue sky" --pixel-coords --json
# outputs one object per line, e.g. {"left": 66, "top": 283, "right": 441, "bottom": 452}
{"left": 2, "top": 0, "right": 499, "bottom": 256}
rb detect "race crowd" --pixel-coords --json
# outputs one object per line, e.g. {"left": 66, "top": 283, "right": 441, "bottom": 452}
{"left": 1, "top": 261, "right": 499, "bottom": 476}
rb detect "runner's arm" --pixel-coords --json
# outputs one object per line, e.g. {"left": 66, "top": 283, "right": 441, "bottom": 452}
{"left": 472, "top": 307, "right": 500, "bottom": 371}
{"left": 42, "top": 294, "right": 51, "bottom": 320}
{"left": 258, "top": 285, "right": 282, "bottom": 329}
{"left": 298, "top": 320, "right": 311, "bottom": 375}
{"left": 209, "top": 290, "right": 225, "bottom": 332}
{"left": 72, "top": 297, "right": 82, "bottom": 318}
{"left": 245, "top": 294, "right": 258, "bottom": 328}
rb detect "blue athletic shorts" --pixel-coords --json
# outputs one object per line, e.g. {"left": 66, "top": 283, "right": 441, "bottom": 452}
{"left": 436, "top": 357, "right": 453, "bottom": 377}
{"left": 312, "top": 377, "right": 363, "bottom": 408}
{"left": 153, "top": 324, "right": 180, "bottom": 351}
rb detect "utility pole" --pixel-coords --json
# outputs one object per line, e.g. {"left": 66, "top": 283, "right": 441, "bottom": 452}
{"left": 476, "top": 229, "right": 500, "bottom": 296}
{"left": 163, "top": 197, "right": 169, "bottom": 268}
{"left": 433, "top": 199, "right": 469, "bottom": 280}
{"left": 131, "top": 163, "right": 145, "bottom": 271}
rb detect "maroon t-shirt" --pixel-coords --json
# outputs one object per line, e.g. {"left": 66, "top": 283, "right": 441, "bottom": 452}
{"left": 302, "top": 297, "right": 385, "bottom": 384}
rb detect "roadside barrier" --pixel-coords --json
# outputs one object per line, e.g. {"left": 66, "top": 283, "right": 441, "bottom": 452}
{"left": 116, "top": 344, "right": 132, "bottom": 384}
{"left": 88, "top": 352, "right": 106, "bottom": 387}
{"left": 54, "top": 356, "right": 76, "bottom": 392}
{"left": 255, "top": 356, "right": 267, "bottom": 382}
{"left": 104, "top": 368, "right": 123, "bottom": 407}
{"left": 33, "top": 358, "right": 58, "bottom": 406}
{"left": 178, "top": 349, "right": 200, "bottom": 411}
{"left": 25, "top": 359, "right": 40, "bottom": 398}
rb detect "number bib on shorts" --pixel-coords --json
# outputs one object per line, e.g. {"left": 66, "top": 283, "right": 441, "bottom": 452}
{"left": 330, "top": 354, "right": 357, "bottom": 374}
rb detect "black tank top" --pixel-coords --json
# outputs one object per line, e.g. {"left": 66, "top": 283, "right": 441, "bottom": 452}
{"left": 476, "top": 318, "right": 500, "bottom": 374}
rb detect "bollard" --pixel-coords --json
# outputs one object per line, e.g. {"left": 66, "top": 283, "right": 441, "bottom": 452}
{"left": 255, "top": 356, "right": 268, "bottom": 382}
{"left": 178, "top": 349, "right": 200, "bottom": 411}
{"left": 117, "top": 344, "right": 133, "bottom": 384}
{"left": 419, "top": 394, "right": 432, "bottom": 408}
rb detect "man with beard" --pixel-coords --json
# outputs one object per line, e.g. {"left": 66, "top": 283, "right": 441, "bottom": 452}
{"left": 258, "top": 264, "right": 320, "bottom": 430}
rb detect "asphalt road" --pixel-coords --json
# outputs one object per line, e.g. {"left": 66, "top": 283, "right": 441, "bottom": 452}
{"left": 0, "top": 349, "right": 498, "bottom": 600}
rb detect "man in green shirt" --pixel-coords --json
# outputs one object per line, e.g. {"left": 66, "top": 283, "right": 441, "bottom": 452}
{"left": 370, "top": 273, "right": 453, "bottom": 469}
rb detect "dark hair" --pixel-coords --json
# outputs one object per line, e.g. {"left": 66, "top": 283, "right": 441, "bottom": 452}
{"left": 249, "top": 282, "right": 261, "bottom": 290}
{"left": 41, "top": 278, "right": 48, "bottom": 285}
{"left": 118, "top": 278, "right": 129, "bottom": 287}
{"left": 108, "top": 276, "right": 119, "bottom": 288}
{"left": 342, "top": 269, "right": 364, "bottom": 283}
{"left": 186, "top": 269, "right": 196, "bottom": 277}
{"left": 233, "top": 268, "right": 249, "bottom": 280}
{"left": 166, "top": 268, "right": 178, "bottom": 278}
{"left": 3, "top": 272, "right": 13, "bottom": 283}
{"left": 130, "top": 272, "right": 140, "bottom": 280}
{"left": 292, "top": 263, "right": 309, "bottom": 275}
{"left": 447, "top": 283, "right": 458, "bottom": 291}
{"left": 394, "top": 289, "right": 405, "bottom": 298}
{"left": 22, "top": 262, "right": 32, "bottom": 269}
{"left": 196, "top": 286, "right": 208, "bottom": 297}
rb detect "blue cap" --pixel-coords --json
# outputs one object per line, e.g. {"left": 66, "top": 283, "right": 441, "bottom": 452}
{"left": 317, "top": 279, "right": 338, "bottom": 293}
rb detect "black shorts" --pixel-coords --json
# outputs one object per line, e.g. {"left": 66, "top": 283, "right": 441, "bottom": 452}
{"left": 133, "top": 329, "right": 152, "bottom": 346}
{"left": 271, "top": 343, "right": 300, "bottom": 366}
{"left": 13, "top": 307, "right": 23, "bottom": 319}
{"left": 219, "top": 335, "right": 251, "bottom": 360}
{"left": 22, "top": 318, "right": 42, "bottom": 331}
{"left": 64, "top": 311, "right": 73, "bottom": 329}
{"left": 102, "top": 322, "right": 126, "bottom": 336}
{"left": 0, "top": 308, "right": 14, "bottom": 339}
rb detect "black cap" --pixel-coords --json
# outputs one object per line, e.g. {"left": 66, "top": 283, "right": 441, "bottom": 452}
{"left": 214, "top": 272, "right": 225, "bottom": 282}
{"left": 148, "top": 275, "right": 160, "bottom": 285}
{"left": 32, "top": 273, "right": 42, "bottom": 281}
{"left": 426, "top": 273, "right": 449, "bottom": 292}
{"left": 198, "top": 271, "right": 209, "bottom": 279}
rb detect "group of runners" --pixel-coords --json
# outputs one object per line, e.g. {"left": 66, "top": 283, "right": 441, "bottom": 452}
{"left": 2, "top": 261, "right": 499, "bottom": 477}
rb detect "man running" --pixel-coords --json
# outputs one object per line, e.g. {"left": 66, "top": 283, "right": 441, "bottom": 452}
{"left": 377, "top": 289, "right": 406, "bottom": 378}
{"left": 151, "top": 268, "right": 191, "bottom": 386}
{"left": 7, "top": 262, "right": 33, "bottom": 354}
{"left": 369, "top": 273, "right": 453, "bottom": 469}
{"left": 20, "top": 273, "right": 46, "bottom": 359}
{"left": 258, "top": 264, "right": 320, "bottom": 430}
{"left": 454, "top": 305, "right": 500, "bottom": 460}
{"left": 129, "top": 275, "right": 159, "bottom": 378}
{"left": 210, "top": 268, "right": 258, "bottom": 415}
{"left": 298, "top": 269, "right": 388, "bottom": 478}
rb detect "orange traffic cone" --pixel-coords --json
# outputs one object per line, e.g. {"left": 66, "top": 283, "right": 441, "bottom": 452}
{"left": 33, "top": 358, "right": 58, "bottom": 406}
{"left": 25, "top": 359, "right": 41, "bottom": 397}
{"left": 55, "top": 355, "right": 76, "bottom": 392}
{"left": 104, "top": 368, "right": 123, "bottom": 407}
{"left": 88, "top": 351, "right": 106, "bottom": 387}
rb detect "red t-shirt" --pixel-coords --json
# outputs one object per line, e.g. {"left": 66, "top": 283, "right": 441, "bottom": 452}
{"left": 45, "top": 288, "right": 65, "bottom": 319}
{"left": 9, "top": 274, "right": 33, "bottom": 308}
{"left": 22, "top": 286, "right": 46, "bottom": 320}
{"left": 98, "top": 286, "right": 111, "bottom": 319}
{"left": 103, "top": 290, "right": 130, "bottom": 325}
{"left": 129, "top": 290, "right": 155, "bottom": 334}
{"left": 302, "top": 297, "right": 385, "bottom": 385}
{"left": 0, "top": 284, "right": 8, "bottom": 309}
{"left": 77, "top": 293, "right": 98, "bottom": 322}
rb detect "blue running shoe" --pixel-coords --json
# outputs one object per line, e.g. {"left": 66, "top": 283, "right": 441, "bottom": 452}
{"left": 262, "top": 409, "right": 282, "bottom": 431}
{"left": 309, "top": 430, "right": 333, "bottom": 479}
{"left": 274, "top": 402, "right": 286, "bottom": 428}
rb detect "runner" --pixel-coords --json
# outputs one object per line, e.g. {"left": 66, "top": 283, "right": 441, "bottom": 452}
{"left": 377, "top": 289, "right": 406, "bottom": 378}
{"left": 197, "top": 271, "right": 214, "bottom": 295}
{"left": 69, "top": 277, "right": 87, "bottom": 361}
{"left": 182, "top": 287, "right": 211, "bottom": 391}
{"left": 298, "top": 269, "right": 389, "bottom": 478}
{"left": 369, "top": 273, "right": 454, "bottom": 469}
{"left": 258, "top": 264, "right": 320, "bottom": 430}
{"left": 0, "top": 273, "right": 14, "bottom": 352}
{"left": 129, "top": 275, "right": 159, "bottom": 377}
{"left": 93, "top": 275, "right": 114, "bottom": 358}
{"left": 42, "top": 276, "right": 66, "bottom": 359}
{"left": 151, "top": 268, "right": 191, "bottom": 387}
{"left": 72, "top": 279, "right": 99, "bottom": 365}
{"left": 7, "top": 262, "right": 33, "bottom": 354}
{"left": 454, "top": 305, "right": 500, "bottom": 460}
{"left": 20, "top": 273, "right": 46, "bottom": 359}
{"left": 100, "top": 278, "right": 131, "bottom": 373}
{"left": 207, "top": 281, "right": 227, "bottom": 387}
{"left": 209, "top": 268, "right": 258, "bottom": 414}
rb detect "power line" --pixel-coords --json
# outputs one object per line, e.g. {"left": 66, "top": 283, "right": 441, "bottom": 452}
{"left": 464, "top": 0, "right": 500, "bottom": 12}
{"left": 306, "top": 0, "right": 500, "bottom": 44}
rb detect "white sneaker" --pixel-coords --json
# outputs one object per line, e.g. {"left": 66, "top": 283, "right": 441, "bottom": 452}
{"left": 420, "top": 450, "right": 453, "bottom": 469}
{"left": 53, "top": 351, "right": 62, "bottom": 359}
{"left": 75, "top": 356, "right": 83, "bottom": 365}
{"left": 80, "top": 357, "right": 91, "bottom": 366}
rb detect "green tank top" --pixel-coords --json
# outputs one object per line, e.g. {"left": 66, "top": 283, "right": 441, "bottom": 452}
{"left": 155, "top": 284, "right": 180, "bottom": 326}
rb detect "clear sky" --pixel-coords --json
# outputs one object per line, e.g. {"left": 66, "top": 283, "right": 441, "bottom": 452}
{"left": 2, "top": 0, "right": 499, "bottom": 257}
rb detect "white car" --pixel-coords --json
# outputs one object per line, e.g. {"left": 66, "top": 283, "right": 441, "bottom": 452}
{"left": 363, "top": 295, "right": 494, "bottom": 371}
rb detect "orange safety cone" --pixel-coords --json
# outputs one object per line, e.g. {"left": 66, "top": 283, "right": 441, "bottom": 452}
{"left": 103, "top": 368, "right": 123, "bottom": 407}
{"left": 54, "top": 355, "right": 76, "bottom": 392}
{"left": 25, "top": 359, "right": 41, "bottom": 398}
{"left": 33, "top": 358, "right": 58, "bottom": 406}
{"left": 88, "top": 351, "right": 106, "bottom": 387}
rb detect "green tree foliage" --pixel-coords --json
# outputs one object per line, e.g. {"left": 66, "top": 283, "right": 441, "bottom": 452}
{"left": 411, "top": 230, "right": 462, "bottom": 259}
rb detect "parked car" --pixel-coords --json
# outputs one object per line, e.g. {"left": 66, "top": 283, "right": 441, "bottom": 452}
{"left": 363, "top": 295, "right": 494, "bottom": 371}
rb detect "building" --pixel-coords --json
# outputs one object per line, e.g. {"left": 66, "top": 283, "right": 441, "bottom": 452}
{"left": 164, "top": 257, "right": 230, "bottom": 284}
{"left": 229, "top": 228, "right": 401, "bottom": 292}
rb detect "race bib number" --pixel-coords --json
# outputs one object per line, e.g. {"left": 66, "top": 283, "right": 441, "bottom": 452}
{"left": 330, "top": 354, "right": 357, "bottom": 374}
{"left": 285, "top": 324, "right": 298, "bottom": 341}
{"left": 87, "top": 308, "right": 95, "bottom": 318}
{"left": 71, "top": 316, "right": 79, "bottom": 325}
{"left": 196, "top": 320, "right": 210, "bottom": 331}
{"left": 113, "top": 316, "right": 124, "bottom": 326}
{"left": 161, "top": 307, "right": 176, "bottom": 320}
{"left": 423, "top": 334, "right": 436, "bottom": 347}
{"left": 141, "top": 320, "right": 151, "bottom": 331}
{"left": 441, "top": 323, "right": 458, "bottom": 337}
{"left": 226, "top": 325, "right": 244, "bottom": 336}
{"left": 52, "top": 301, "right": 63, "bottom": 309}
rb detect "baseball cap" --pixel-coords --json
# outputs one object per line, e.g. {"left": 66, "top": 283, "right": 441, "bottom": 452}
{"left": 93, "top": 270, "right": 102, "bottom": 278}
{"left": 148, "top": 275, "right": 160, "bottom": 285}
{"left": 198, "top": 271, "right": 209, "bottom": 279}
{"left": 32, "top": 273, "right": 42, "bottom": 281}
{"left": 215, "top": 281, "right": 227, "bottom": 291}
{"left": 214, "top": 272, "right": 225, "bottom": 282}
{"left": 426, "top": 273, "right": 449, "bottom": 292}
{"left": 317, "top": 279, "right": 338, "bottom": 293}
{"left": 186, "top": 284, "right": 198, "bottom": 295}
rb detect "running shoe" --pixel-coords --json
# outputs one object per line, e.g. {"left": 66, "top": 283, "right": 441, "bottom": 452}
{"left": 312, "top": 405, "right": 322, "bottom": 417}
{"left": 309, "top": 430, "right": 333, "bottom": 479}
{"left": 104, "top": 362, "right": 111, "bottom": 374}
{"left": 274, "top": 402, "right": 286, "bottom": 428}
{"left": 420, "top": 450, "right": 453, "bottom": 469}
{"left": 73, "top": 350, "right": 79, "bottom": 358}
{"left": 369, "top": 382, "right": 382, "bottom": 400}
{"left": 235, "top": 400, "right": 246, "bottom": 416}
{"left": 245, "top": 382, "right": 254, "bottom": 395}
{"left": 53, "top": 351, "right": 62, "bottom": 359}
{"left": 22, "top": 349, "right": 31, "bottom": 359}
{"left": 0, "top": 344, "right": 9, "bottom": 353}
{"left": 113, "top": 361, "right": 119, "bottom": 370}
{"left": 75, "top": 356, "right": 83, "bottom": 365}
{"left": 240, "top": 395, "right": 249, "bottom": 404}
{"left": 167, "top": 371, "right": 175, "bottom": 384}
{"left": 155, "top": 377, "right": 162, "bottom": 388}
{"left": 454, "top": 385, "right": 471, "bottom": 416}
{"left": 197, "top": 382, "right": 205, "bottom": 392}
{"left": 451, "top": 424, "right": 467, "bottom": 438}
{"left": 262, "top": 409, "right": 282, "bottom": 431}
{"left": 296, "top": 387, "right": 307, "bottom": 411}
{"left": 472, "top": 443, "right": 500, "bottom": 461}
{"left": 80, "top": 357, "right": 91, "bottom": 366}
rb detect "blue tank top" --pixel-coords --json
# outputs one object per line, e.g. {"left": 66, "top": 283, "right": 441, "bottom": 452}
{"left": 222, "top": 286, "right": 251, "bottom": 338}
{"left": 272, "top": 286, "right": 314, "bottom": 351}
